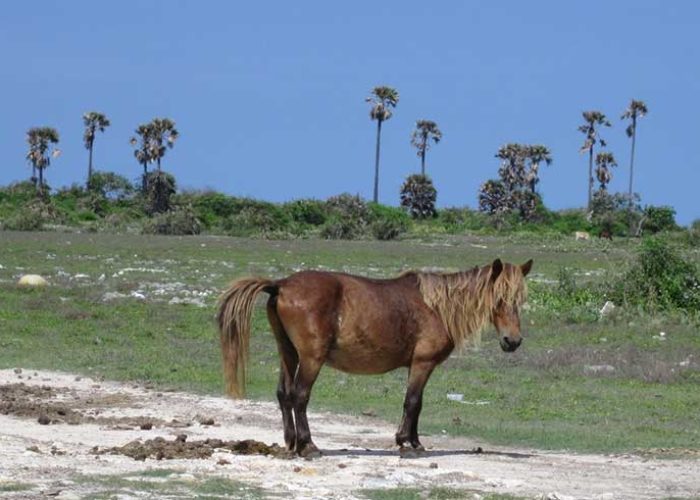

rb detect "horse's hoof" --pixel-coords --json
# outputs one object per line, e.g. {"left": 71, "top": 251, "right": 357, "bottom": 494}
{"left": 298, "top": 444, "right": 322, "bottom": 459}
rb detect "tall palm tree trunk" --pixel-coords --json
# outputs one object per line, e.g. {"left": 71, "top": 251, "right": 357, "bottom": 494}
{"left": 87, "top": 140, "right": 94, "bottom": 189}
{"left": 142, "top": 163, "right": 148, "bottom": 193}
{"left": 38, "top": 167, "right": 44, "bottom": 189}
{"left": 627, "top": 117, "right": 637, "bottom": 233}
{"left": 587, "top": 146, "right": 594, "bottom": 210}
{"left": 373, "top": 119, "right": 382, "bottom": 203}
{"left": 420, "top": 135, "right": 426, "bottom": 176}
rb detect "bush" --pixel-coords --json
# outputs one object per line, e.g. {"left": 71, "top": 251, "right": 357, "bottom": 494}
{"left": 610, "top": 237, "right": 700, "bottom": 312}
{"left": 642, "top": 205, "right": 677, "bottom": 234}
{"left": 688, "top": 219, "right": 700, "bottom": 246}
{"left": 1, "top": 198, "right": 64, "bottom": 231}
{"left": 141, "top": 206, "right": 202, "bottom": 235}
{"left": 145, "top": 171, "right": 176, "bottom": 214}
{"left": 590, "top": 190, "right": 642, "bottom": 236}
{"left": 320, "top": 216, "right": 365, "bottom": 240}
{"left": 88, "top": 171, "right": 134, "bottom": 200}
{"left": 2, "top": 209, "right": 45, "bottom": 231}
{"left": 320, "top": 193, "right": 370, "bottom": 240}
{"left": 222, "top": 202, "right": 290, "bottom": 237}
{"left": 400, "top": 174, "right": 437, "bottom": 219}
{"left": 284, "top": 199, "right": 327, "bottom": 226}
{"left": 368, "top": 203, "right": 410, "bottom": 240}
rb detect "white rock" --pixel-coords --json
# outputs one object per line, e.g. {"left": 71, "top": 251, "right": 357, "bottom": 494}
{"left": 17, "top": 274, "right": 48, "bottom": 287}
{"left": 584, "top": 365, "right": 615, "bottom": 374}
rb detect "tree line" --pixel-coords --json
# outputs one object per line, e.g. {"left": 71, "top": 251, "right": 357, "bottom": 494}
{"left": 20, "top": 91, "right": 648, "bottom": 229}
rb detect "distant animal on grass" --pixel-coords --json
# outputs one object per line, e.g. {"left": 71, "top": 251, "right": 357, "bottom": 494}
{"left": 217, "top": 258, "right": 533, "bottom": 458}
{"left": 599, "top": 228, "right": 613, "bottom": 241}
{"left": 574, "top": 231, "right": 590, "bottom": 241}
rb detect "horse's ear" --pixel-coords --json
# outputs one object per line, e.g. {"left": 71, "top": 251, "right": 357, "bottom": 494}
{"left": 491, "top": 258, "right": 503, "bottom": 282}
{"left": 521, "top": 259, "right": 533, "bottom": 277}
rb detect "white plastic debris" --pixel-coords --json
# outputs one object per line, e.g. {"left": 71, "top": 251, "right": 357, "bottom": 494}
{"left": 599, "top": 301, "right": 615, "bottom": 318}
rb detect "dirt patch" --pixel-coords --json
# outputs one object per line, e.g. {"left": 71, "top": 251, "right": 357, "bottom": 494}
{"left": 0, "top": 382, "right": 170, "bottom": 429}
{"left": 96, "top": 435, "right": 290, "bottom": 461}
{"left": 0, "top": 383, "right": 82, "bottom": 424}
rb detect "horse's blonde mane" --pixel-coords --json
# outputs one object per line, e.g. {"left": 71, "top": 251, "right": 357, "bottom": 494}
{"left": 414, "top": 263, "right": 527, "bottom": 349}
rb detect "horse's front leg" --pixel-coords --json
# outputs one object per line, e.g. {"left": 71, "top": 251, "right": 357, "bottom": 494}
{"left": 396, "top": 359, "right": 437, "bottom": 450}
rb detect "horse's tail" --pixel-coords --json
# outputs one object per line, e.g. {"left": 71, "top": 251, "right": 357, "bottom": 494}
{"left": 217, "top": 277, "right": 277, "bottom": 398}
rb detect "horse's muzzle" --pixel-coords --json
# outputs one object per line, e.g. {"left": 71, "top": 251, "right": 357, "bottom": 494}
{"left": 500, "top": 336, "right": 522, "bottom": 352}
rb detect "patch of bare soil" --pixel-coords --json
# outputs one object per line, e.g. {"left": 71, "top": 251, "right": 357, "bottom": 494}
{"left": 0, "top": 382, "right": 173, "bottom": 429}
{"left": 1, "top": 369, "right": 699, "bottom": 500}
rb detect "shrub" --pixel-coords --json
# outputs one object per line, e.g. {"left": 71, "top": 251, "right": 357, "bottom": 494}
{"left": 284, "top": 199, "right": 327, "bottom": 226}
{"left": 88, "top": 171, "right": 134, "bottom": 200}
{"left": 642, "top": 205, "right": 677, "bottom": 234}
{"left": 223, "top": 202, "right": 290, "bottom": 237}
{"left": 1, "top": 198, "right": 63, "bottom": 231}
{"left": 368, "top": 203, "right": 410, "bottom": 240}
{"left": 145, "top": 171, "right": 176, "bottom": 214}
{"left": 0, "top": 181, "right": 37, "bottom": 205}
{"left": 2, "top": 209, "right": 45, "bottom": 231}
{"left": 320, "top": 216, "right": 365, "bottom": 240}
{"left": 400, "top": 174, "right": 437, "bottom": 219}
{"left": 141, "top": 206, "right": 201, "bottom": 235}
{"left": 610, "top": 237, "right": 700, "bottom": 312}
{"left": 590, "top": 190, "right": 642, "bottom": 236}
{"left": 325, "top": 193, "right": 370, "bottom": 222}
{"left": 688, "top": 219, "right": 700, "bottom": 246}
{"left": 320, "top": 193, "right": 370, "bottom": 239}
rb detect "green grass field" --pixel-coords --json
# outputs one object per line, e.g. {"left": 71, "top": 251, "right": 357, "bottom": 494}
{"left": 1, "top": 231, "right": 699, "bottom": 454}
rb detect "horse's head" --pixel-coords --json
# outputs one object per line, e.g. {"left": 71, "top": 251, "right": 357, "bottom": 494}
{"left": 489, "top": 258, "right": 533, "bottom": 353}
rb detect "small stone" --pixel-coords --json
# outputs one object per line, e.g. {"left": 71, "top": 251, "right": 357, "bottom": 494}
{"left": 140, "top": 422, "right": 153, "bottom": 430}
{"left": 337, "top": 463, "right": 347, "bottom": 469}
{"left": 429, "top": 462, "right": 438, "bottom": 469}
{"left": 217, "top": 458, "right": 231, "bottom": 466}
{"left": 38, "top": 414, "right": 51, "bottom": 425}
{"left": 175, "top": 434, "right": 187, "bottom": 443}
{"left": 14, "top": 368, "right": 22, "bottom": 374}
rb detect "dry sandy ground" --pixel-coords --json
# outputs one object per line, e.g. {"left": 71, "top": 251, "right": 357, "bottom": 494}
{"left": 0, "top": 369, "right": 698, "bottom": 500}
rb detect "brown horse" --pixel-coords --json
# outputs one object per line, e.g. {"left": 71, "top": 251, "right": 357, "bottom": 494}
{"left": 217, "top": 258, "right": 533, "bottom": 458}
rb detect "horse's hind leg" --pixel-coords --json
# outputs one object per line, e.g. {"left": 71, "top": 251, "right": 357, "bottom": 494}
{"left": 292, "top": 356, "right": 323, "bottom": 458}
{"left": 396, "top": 359, "right": 437, "bottom": 450}
{"left": 267, "top": 299, "right": 298, "bottom": 451}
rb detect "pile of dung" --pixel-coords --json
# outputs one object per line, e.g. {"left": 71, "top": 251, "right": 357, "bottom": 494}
{"left": 96, "top": 435, "right": 291, "bottom": 461}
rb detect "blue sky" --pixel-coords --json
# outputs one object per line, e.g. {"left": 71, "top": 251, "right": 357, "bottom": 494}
{"left": 2, "top": 1, "right": 698, "bottom": 224}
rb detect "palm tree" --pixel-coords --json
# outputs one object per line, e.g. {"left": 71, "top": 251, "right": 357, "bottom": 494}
{"left": 83, "top": 111, "right": 111, "bottom": 189}
{"left": 595, "top": 151, "right": 617, "bottom": 191}
{"left": 578, "top": 111, "right": 611, "bottom": 210}
{"left": 495, "top": 143, "right": 528, "bottom": 191}
{"left": 621, "top": 99, "right": 648, "bottom": 208}
{"left": 26, "top": 127, "right": 60, "bottom": 192}
{"left": 525, "top": 145, "right": 553, "bottom": 193}
{"left": 147, "top": 118, "right": 179, "bottom": 172}
{"left": 130, "top": 123, "right": 154, "bottom": 193}
{"left": 410, "top": 120, "right": 442, "bottom": 175}
{"left": 366, "top": 86, "right": 399, "bottom": 203}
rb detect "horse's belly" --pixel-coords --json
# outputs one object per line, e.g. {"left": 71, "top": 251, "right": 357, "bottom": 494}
{"left": 325, "top": 340, "right": 409, "bottom": 374}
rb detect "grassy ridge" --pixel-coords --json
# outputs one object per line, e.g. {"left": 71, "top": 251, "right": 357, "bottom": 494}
{"left": 1, "top": 231, "right": 699, "bottom": 453}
